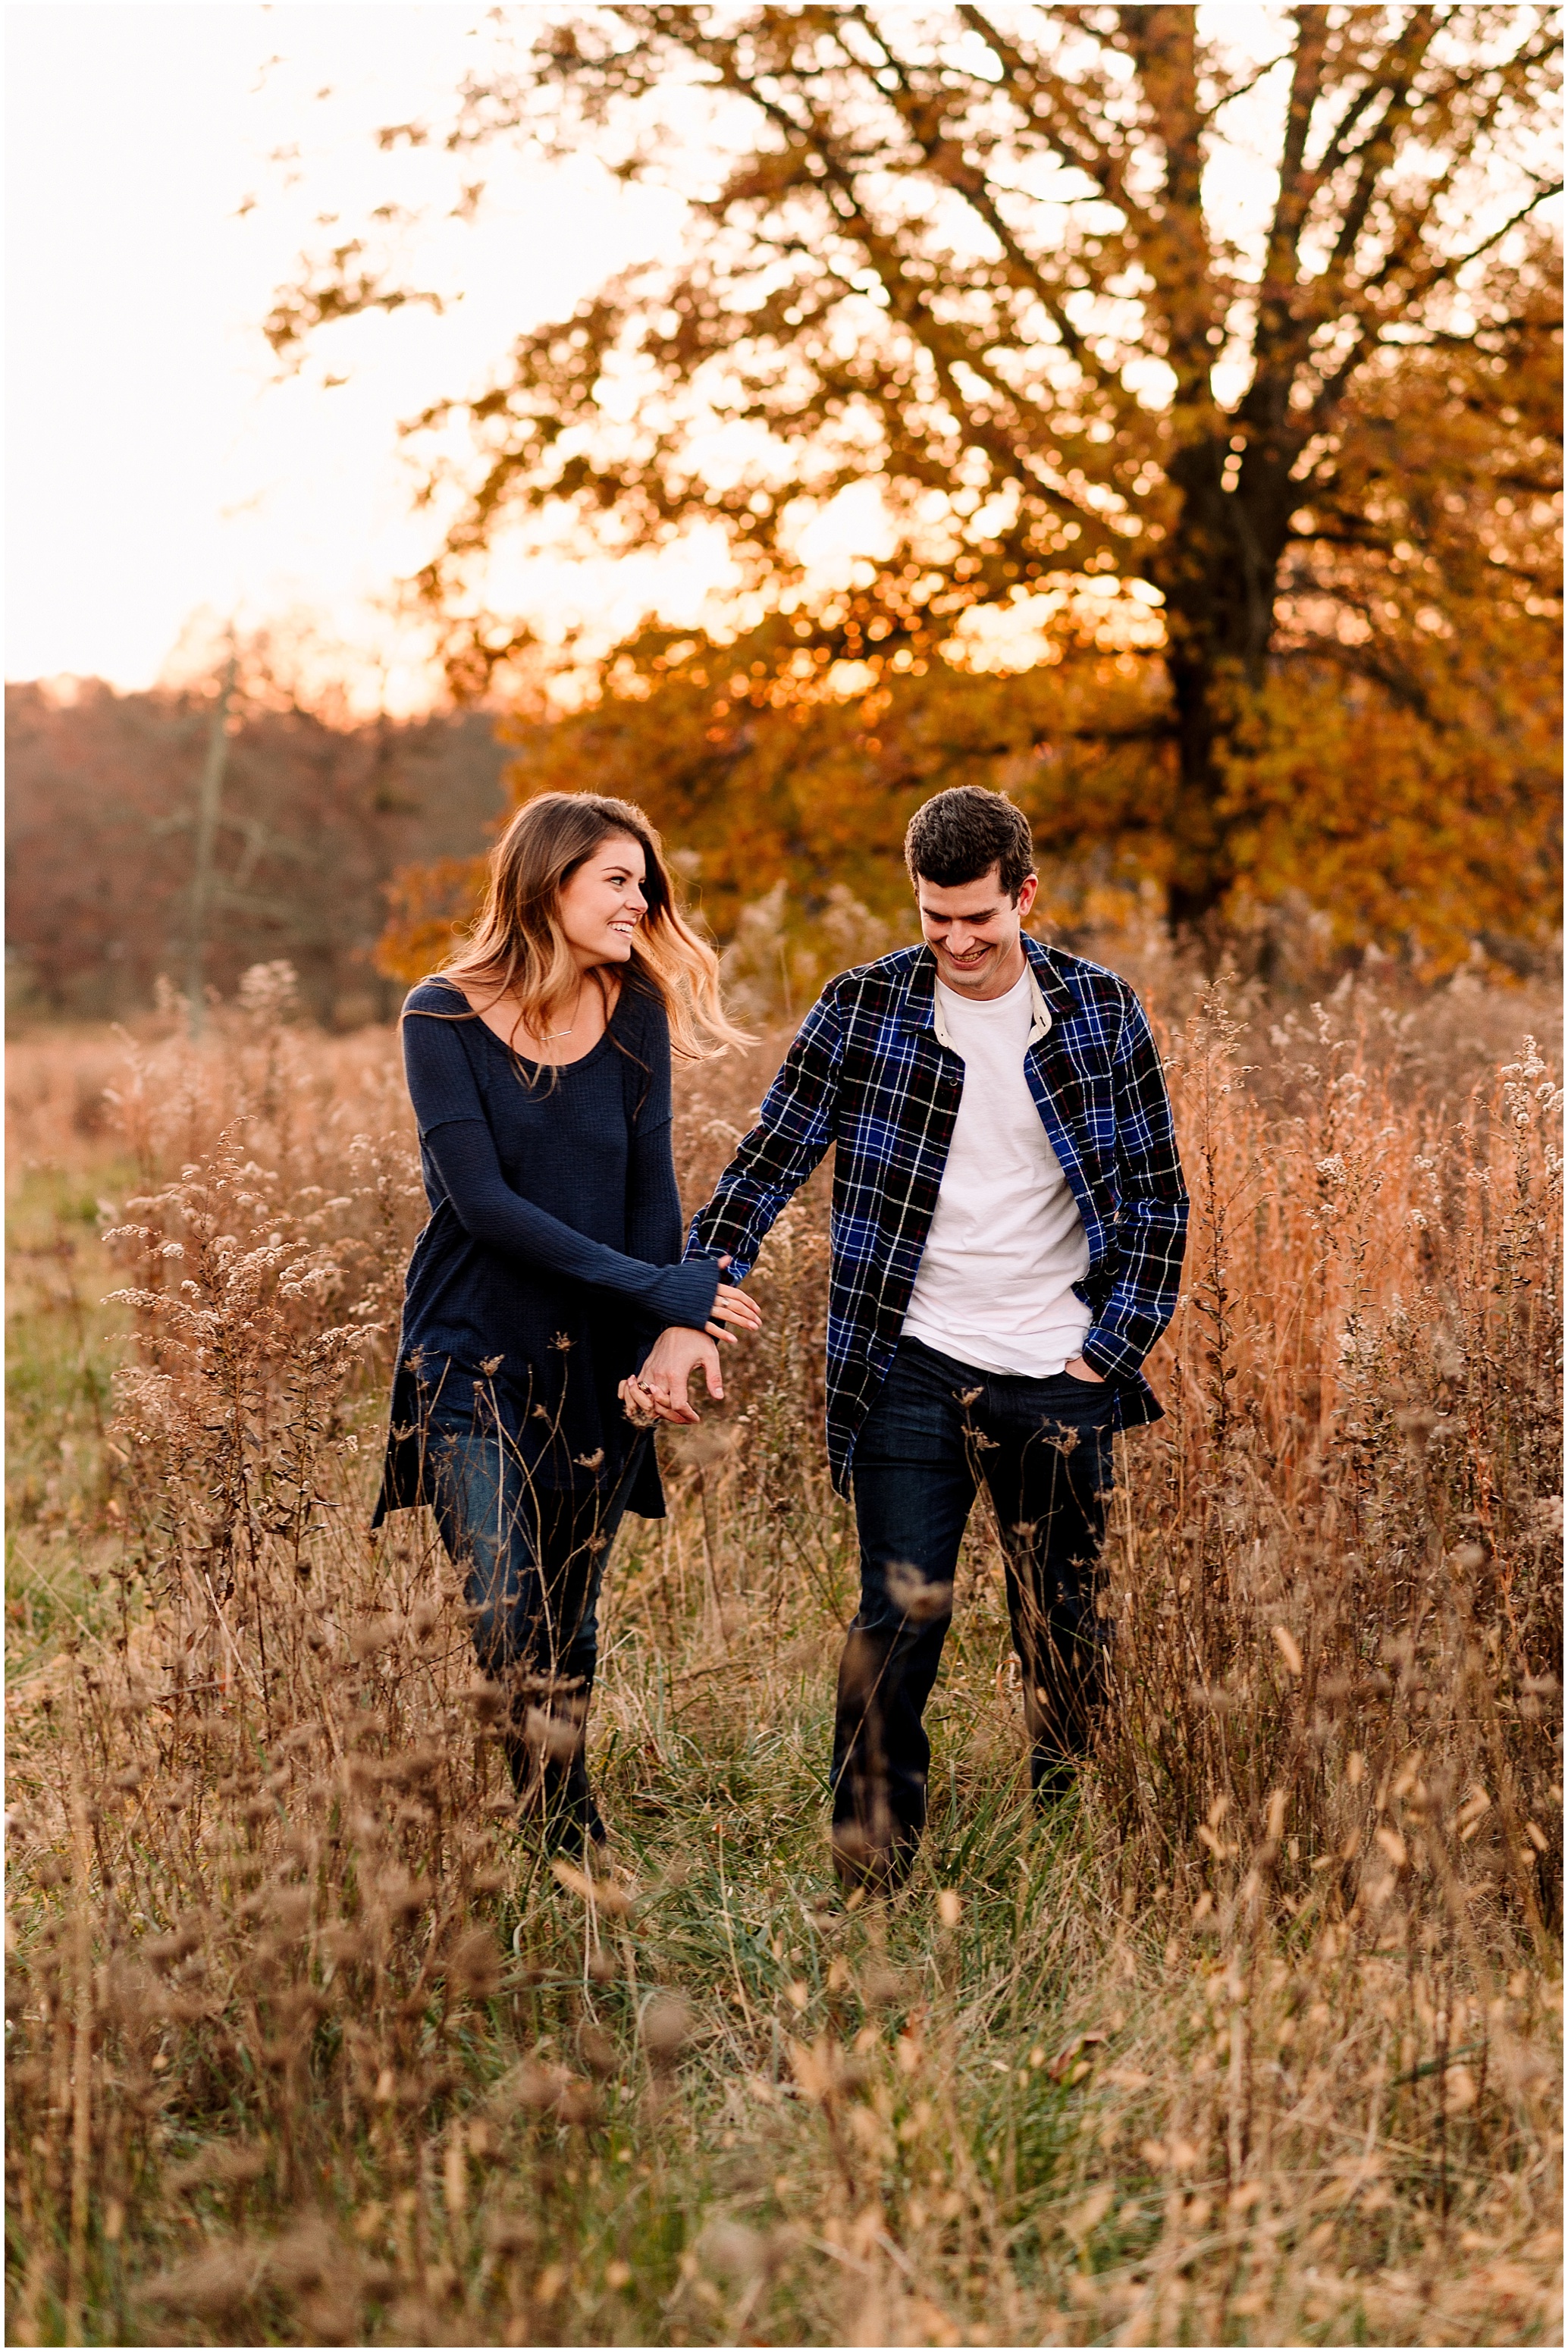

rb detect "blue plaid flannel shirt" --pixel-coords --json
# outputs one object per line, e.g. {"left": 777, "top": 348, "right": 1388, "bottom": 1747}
{"left": 685, "top": 935, "right": 1188, "bottom": 1494}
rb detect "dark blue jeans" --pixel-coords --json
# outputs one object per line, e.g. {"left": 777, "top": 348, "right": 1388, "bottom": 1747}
{"left": 833, "top": 1336, "right": 1118, "bottom": 1875}
{"left": 424, "top": 1390, "right": 635, "bottom": 1824}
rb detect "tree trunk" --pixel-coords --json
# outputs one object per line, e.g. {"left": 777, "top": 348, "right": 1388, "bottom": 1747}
{"left": 184, "top": 651, "right": 237, "bottom": 1037}
{"left": 1156, "top": 434, "right": 1298, "bottom": 928}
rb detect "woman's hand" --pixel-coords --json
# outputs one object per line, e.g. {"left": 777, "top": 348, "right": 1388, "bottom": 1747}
{"left": 707, "top": 1281, "right": 761, "bottom": 1343}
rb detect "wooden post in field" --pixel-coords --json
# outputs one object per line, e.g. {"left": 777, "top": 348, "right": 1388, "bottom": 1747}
{"left": 185, "top": 645, "right": 237, "bottom": 1037}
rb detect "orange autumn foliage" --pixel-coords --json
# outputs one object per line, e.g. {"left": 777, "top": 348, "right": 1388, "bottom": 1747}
{"left": 378, "top": 563, "right": 1557, "bottom": 984}
{"left": 290, "top": 9, "right": 1560, "bottom": 933}
{"left": 374, "top": 221, "right": 1558, "bottom": 984}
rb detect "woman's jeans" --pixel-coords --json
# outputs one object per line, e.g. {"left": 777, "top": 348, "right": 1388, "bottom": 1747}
{"left": 424, "top": 1390, "right": 635, "bottom": 1830}
{"left": 833, "top": 1336, "right": 1118, "bottom": 1879}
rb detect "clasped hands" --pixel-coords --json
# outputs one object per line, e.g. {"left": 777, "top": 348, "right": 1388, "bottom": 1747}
{"left": 620, "top": 1255, "right": 1106, "bottom": 1430}
{"left": 619, "top": 1254, "right": 760, "bottom": 1428}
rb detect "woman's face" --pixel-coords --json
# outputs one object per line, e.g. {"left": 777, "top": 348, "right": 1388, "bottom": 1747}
{"left": 557, "top": 834, "right": 649, "bottom": 967}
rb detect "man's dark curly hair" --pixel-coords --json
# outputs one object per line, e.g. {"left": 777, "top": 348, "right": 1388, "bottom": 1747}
{"left": 904, "top": 787, "right": 1036, "bottom": 902}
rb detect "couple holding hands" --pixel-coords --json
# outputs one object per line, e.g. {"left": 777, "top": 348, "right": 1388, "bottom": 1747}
{"left": 375, "top": 785, "right": 1188, "bottom": 1889}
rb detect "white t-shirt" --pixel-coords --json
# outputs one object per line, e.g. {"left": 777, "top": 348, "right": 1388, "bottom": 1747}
{"left": 902, "top": 967, "right": 1093, "bottom": 1378}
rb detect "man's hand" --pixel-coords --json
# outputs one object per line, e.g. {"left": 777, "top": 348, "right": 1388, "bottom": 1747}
{"left": 621, "top": 1252, "right": 758, "bottom": 1425}
{"left": 1062, "top": 1354, "right": 1105, "bottom": 1383}
{"left": 621, "top": 1326, "right": 724, "bottom": 1426}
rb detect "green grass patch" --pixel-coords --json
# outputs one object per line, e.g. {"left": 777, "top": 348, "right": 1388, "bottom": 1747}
{"left": 6, "top": 1161, "right": 135, "bottom": 1678}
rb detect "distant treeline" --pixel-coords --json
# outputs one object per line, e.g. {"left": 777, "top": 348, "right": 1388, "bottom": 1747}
{"left": 5, "top": 680, "right": 509, "bottom": 1024}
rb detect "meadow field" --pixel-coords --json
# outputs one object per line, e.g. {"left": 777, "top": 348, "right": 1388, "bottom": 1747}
{"left": 5, "top": 944, "right": 1562, "bottom": 2347}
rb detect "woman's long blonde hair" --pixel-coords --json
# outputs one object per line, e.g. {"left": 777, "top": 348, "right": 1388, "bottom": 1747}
{"left": 437, "top": 792, "right": 750, "bottom": 1060}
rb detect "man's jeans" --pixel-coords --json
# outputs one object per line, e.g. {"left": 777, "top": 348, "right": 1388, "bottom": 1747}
{"left": 832, "top": 1336, "right": 1117, "bottom": 1878}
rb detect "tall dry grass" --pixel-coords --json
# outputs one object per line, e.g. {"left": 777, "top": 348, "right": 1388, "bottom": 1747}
{"left": 5, "top": 946, "right": 1562, "bottom": 2347}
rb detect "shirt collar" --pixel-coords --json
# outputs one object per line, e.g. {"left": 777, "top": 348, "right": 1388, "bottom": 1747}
{"left": 909, "top": 935, "right": 1060, "bottom": 1051}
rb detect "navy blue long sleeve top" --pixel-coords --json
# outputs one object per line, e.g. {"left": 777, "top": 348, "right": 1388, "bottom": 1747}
{"left": 374, "top": 974, "right": 720, "bottom": 1523}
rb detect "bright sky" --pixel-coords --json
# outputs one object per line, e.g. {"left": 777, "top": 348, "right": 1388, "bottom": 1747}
{"left": 8, "top": 2, "right": 1320, "bottom": 714}
{"left": 11, "top": 5, "right": 1536, "bottom": 715}
{"left": 6, "top": 2, "right": 712, "bottom": 710}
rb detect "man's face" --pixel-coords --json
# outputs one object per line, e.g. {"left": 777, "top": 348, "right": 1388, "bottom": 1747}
{"left": 915, "top": 863, "right": 1038, "bottom": 997}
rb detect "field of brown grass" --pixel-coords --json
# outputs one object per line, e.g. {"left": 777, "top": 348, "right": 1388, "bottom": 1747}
{"left": 5, "top": 947, "right": 1562, "bottom": 2346}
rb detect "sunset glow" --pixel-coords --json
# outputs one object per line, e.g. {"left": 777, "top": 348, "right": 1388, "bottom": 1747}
{"left": 9, "top": 2, "right": 1331, "bottom": 712}
{"left": 7, "top": 4, "right": 710, "bottom": 709}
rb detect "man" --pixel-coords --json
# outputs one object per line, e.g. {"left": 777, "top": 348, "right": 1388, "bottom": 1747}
{"left": 628, "top": 788, "right": 1187, "bottom": 1887}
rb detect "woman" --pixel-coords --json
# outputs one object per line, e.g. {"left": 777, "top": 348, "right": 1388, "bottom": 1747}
{"left": 374, "top": 792, "right": 758, "bottom": 1851}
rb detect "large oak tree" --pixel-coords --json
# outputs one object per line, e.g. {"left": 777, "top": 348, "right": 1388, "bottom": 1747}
{"left": 273, "top": 4, "right": 1561, "bottom": 927}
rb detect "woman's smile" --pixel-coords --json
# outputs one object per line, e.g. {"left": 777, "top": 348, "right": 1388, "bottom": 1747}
{"left": 559, "top": 836, "right": 650, "bottom": 965}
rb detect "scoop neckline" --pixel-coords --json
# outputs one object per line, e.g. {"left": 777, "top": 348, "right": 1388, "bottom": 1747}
{"left": 459, "top": 980, "right": 628, "bottom": 1076}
